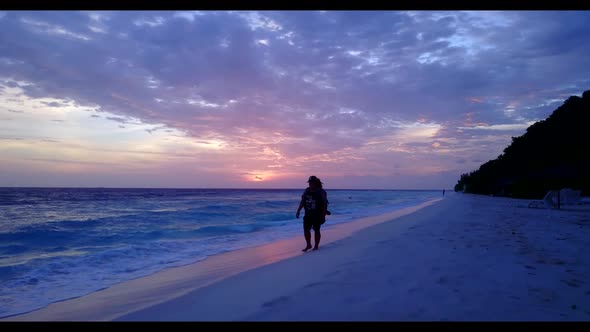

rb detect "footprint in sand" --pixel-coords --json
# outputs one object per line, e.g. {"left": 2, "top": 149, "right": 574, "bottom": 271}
{"left": 551, "top": 259, "right": 566, "bottom": 265}
{"left": 407, "top": 287, "right": 420, "bottom": 294}
{"left": 377, "top": 239, "right": 395, "bottom": 245}
{"left": 262, "top": 295, "right": 291, "bottom": 308}
{"left": 303, "top": 281, "right": 327, "bottom": 289}
{"left": 562, "top": 279, "right": 582, "bottom": 288}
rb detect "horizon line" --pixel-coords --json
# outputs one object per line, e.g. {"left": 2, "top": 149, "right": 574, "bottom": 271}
{"left": 0, "top": 186, "right": 446, "bottom": 191}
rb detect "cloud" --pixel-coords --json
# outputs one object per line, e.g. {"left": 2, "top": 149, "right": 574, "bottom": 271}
{"left": 41, "top": 101, "right": 66, "bottom": 107}
{"left": 1, "top": 11, "right": 590, "bottom": 187}
{"left": 106, "top": 116, "right": 130, "bottom": 124}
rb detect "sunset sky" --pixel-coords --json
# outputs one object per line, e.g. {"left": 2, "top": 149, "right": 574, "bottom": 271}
{"left": 1, "top": 10, "right": 589, "bottom": 189}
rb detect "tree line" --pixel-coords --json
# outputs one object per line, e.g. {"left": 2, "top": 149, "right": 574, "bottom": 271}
{"left": 454, "top": 90, "right": 590, "bottom": 199}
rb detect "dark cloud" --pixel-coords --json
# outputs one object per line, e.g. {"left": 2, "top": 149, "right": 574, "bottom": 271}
{"left": 41, "top": 101, "right": 66, "bottom": 107}
{"left": 26, "top": 157, "right": 115, "bottom": 166}
{"left": 6, "top": 98, "right": 24, "bottom": 104}
{"left": 106, "top": 116, "right": 129, "bottom": 124}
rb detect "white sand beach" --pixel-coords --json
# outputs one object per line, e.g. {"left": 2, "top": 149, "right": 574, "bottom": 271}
{"left": 4, "top": 193, "right": 590, "bottom": 321}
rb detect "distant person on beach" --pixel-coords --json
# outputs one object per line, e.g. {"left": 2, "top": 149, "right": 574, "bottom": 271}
{"left": 443, "top": 189, "right": 445, "bottom": 196}
{"left": 296, "top": 175, "right": 329, "bottom": 252}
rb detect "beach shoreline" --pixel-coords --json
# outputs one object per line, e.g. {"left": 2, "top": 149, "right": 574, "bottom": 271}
{"left": 5, "top": 193, "right": 590, "bottom": 321}
{"left": 2, "top": 198, "right": 441, "bottom": 321}
{"left": 118, "top": 193, "right": 590, "bottom": 321}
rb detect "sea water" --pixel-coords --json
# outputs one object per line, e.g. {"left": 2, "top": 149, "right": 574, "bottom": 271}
{"left": 0, "top": 187, "right": 440, "bottom": 318}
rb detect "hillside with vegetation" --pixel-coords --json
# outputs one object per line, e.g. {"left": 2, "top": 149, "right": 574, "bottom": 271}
{"left": 454, "top": 90, "right": 590, "bottom": 199}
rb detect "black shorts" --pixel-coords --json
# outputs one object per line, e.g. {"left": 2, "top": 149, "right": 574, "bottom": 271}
{"left": 303, "top": 215, "right": 324, "bottom": 232}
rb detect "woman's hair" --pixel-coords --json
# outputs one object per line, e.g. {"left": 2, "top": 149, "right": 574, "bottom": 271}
{"left": 308, "top": 175, "right": 323, "bottom": 188}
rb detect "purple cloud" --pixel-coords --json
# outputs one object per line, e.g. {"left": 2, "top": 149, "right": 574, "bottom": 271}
{"left": 41, "top": 101, "right": 66, "bottom": 108}
{"left": 1, "top": 10, "right": 590, "bottom": 187}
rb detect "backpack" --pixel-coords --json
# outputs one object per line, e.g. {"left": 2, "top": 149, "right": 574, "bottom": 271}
{"left": 303, "top": 188, "right": 331, "bottom": 213}
{"left": 304, "top": 188, "right": 331, "bottom": 216}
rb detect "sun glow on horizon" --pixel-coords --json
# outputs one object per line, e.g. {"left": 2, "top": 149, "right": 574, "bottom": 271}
{"left": 243, "top": 170, "right": 282, "bottom": 183}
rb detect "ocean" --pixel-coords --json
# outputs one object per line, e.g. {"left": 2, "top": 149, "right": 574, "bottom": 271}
{"left": 0, "top": 187, "right": 440, "bottom": 318}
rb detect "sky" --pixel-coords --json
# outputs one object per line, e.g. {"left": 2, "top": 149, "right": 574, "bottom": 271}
{"left": 1, "top": 10, "right": 589, "bottom": 189}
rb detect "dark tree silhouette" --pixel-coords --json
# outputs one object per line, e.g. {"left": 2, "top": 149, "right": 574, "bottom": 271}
{"left": 454, "top": 90, "right": 590, "bottom": 199}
